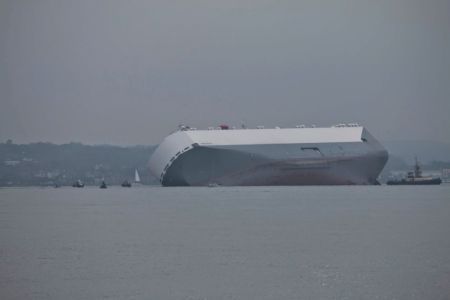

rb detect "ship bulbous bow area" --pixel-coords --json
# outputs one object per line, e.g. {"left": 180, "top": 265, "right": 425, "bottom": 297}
{"left": 149, "top": 126, "right": 388, "bottom": 186}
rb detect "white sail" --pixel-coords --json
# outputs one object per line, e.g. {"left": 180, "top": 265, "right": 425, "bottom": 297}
{"left": 134, "top": 169, "right": 141, "bottom": 183}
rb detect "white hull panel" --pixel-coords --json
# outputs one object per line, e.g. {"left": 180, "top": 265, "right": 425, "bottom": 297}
{"left": 149, "top": 127, "right": 388, "bottom": 186}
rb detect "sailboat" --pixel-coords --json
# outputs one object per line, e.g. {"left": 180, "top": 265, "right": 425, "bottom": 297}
{"left": 134, "top": 169, "right": 142, "bottom": 185}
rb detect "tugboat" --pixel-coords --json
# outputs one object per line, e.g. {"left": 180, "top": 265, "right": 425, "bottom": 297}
{"left": 100, "top": 180, "right": 107, "bottom": 189}
{"left": 121, "top": 180, "right": 132, "bottom": 187}
{"left": 387, "top": 157, "right": 442, "bottom": 185}
{"left": 72, "top": 180, "right": 84, "bottom": 188}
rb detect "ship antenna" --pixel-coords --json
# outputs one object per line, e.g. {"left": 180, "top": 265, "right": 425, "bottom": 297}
{"left": 414, "top": 156, "right": 422, "bottom": 178}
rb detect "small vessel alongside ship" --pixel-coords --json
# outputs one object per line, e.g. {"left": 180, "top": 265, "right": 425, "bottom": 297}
{"left": 121, "top": 180, "right": 132, "bottom": 187}
{"left": 121, "top": 169, "right": 141, "bottom": 187}
{"left": 72, "top": 180, "right": 84, "bottom": 188}
{"left": 99, "top": 180, "right": 107, "bottom": 189}
{"left": 387, "top": 158, "right": 442, "bottom": 185}
{"left": 149, "top": 123, "right": 389, "bottom": 186}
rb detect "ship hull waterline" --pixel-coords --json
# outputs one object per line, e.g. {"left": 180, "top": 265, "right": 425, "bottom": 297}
{"left": 160, "top": 146, "right": 387, "bottom": 186}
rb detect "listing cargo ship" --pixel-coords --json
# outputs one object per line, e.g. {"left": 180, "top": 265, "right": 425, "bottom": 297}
{"left": 149, "top": 124, "right": 388, "bottom": 186}
{"left": 386, "top": 157, "right": 442, "bottom": 185}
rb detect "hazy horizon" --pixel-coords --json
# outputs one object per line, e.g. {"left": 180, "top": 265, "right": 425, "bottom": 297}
{"left": 1, "top": 137, "right": 450, "bottom": 148}
{"left": 1, "top": 0, "right": 449, "bottom": 145}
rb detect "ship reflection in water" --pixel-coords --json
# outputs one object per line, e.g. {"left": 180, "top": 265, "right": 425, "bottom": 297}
{"left": 1, "top": 187, "right": 450, "bottom": 300}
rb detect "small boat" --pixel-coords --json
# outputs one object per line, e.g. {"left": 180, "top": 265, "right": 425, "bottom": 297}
{"left": 387, "top": 157, "right": 442, "bottom": 185}
{"left": 121, "top": 180, "right": 132, "bottom": 187}
{"left": 100, "top": 180, "right": 107, "bottom": 189}
{"left": 72, "top": 180, "right": 84, "bottom": 188}
{"left": 134, "top": 169, "right": 142, "bottom": 185}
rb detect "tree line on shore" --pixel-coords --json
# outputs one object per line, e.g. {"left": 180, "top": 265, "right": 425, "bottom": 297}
{"left": 0, "top": 141, "right": 157, "bottom": 186}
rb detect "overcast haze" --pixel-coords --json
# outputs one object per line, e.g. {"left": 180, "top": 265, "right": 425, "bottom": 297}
{"left": 1, "top": 0, "right": 449, "bottom": 145}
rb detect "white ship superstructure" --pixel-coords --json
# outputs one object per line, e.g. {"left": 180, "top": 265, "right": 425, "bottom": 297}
{"left": 149, "top": 124, "right": 388, "bottom": 186}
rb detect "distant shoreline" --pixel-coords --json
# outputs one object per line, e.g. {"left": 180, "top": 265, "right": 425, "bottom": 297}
{"left": 1, "top": 141, "right": 449, "bottom": 187}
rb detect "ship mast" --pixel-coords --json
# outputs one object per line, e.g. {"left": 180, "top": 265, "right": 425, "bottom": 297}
{"left": 414, "top": 156, "right": 422, "bottom": 178}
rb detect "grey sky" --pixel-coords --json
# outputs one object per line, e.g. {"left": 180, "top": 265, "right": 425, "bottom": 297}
{"left": 1, "top": 0, "right": 449, "bottom": 145}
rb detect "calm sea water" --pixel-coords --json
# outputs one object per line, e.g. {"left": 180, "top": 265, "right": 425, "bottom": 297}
{"left": 1, "top": 185, "right": 449, "bottom": 300}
